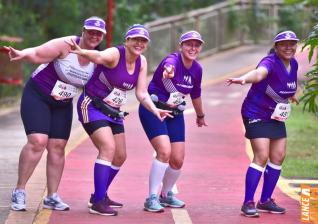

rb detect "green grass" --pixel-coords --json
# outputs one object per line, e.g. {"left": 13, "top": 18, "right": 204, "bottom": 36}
{"left": 282, "top": 104, "right": 318, "bottom": 178}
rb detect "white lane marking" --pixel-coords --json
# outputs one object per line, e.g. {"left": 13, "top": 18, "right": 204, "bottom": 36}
{"left": 172, "top": 209, "right": 193, "bottom": 224}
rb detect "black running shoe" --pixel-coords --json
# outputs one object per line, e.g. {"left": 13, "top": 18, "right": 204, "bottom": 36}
{"left": 241, "top": 201, "right": 259, "bottom": 217}
{"left": 88, "top": 194, "right": 123, "bottom": 208}
{"left": 89, "top": 199, "right": 118, "bottom": 216}
{"left": 256, "top": 198, "right": 286, "bottom": 214}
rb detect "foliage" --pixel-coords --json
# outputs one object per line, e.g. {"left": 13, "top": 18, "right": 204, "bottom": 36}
{"left": 300, "top": 24, "right": 318, "bottom": 114}
{"left": 112, "top": 0, "right": 223, "bottom": 45}
{"left": 283, "top": 104, "right": 318, "bottom": 178}
{"left": 299, "top": 3, "right": 318, "bottom": 114}
{"left": 0, "top": 0, "right": 223, "bottom": 99}
{"left": 285, "top": 0, "right": 318, "bottom": 5}
{"left": 278, "top": 4, "right": 308, "bottom": 37}
{"left": 280, "top": 1, "right": 318, "bottom": 116}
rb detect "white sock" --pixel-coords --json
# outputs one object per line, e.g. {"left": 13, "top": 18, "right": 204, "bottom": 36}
{"left": 149, "top": 159, "right": 168, "bottom": 196}
{"left": 161, "top": 166, "right": 181, "bottom": 197}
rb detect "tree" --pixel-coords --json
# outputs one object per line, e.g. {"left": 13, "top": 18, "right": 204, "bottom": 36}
{"left": 301, "top": 23, "right": 318, "bottom": 114}
{"left": 286, "top": 0, "right": 318, "bottom": 114}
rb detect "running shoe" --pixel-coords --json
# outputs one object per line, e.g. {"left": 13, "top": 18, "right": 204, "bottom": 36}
{"left": 241, "top": 201, "right": 259, "bottom": 217}
{"left": 159, "top": 191, "right": 185, "bottom": 208}
{"left": 144, "top": 194, "right": 164, "bottom": 213}
{"left": 256, "top": 198, "right": 286, "bottom": 214}
{"left": 89, "top": 199, "right": 118, "bottom": 216}
{"left": 88, "top": 194, "right": 123, "bottom": 208}
{"left": 11, "top": 189, "right": 26, "bottom": 211}
{"left": 105, "top": 195, "right": 123, "bottom": 208}
{"left": 43, "top": 193, "right": 70, "bottom": 211}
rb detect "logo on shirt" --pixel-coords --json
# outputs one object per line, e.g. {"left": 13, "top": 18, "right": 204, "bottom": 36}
{"left": 123, "top": 82, "right": 134, "bottom": 90}
{"left": 287, "top": 81, "right": 296, "bottom": 89}
{"left": 183, "top": 75, "right": 192, "bottom": 85}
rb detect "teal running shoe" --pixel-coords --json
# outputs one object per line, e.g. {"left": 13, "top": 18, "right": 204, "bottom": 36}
{"left": 144, "top": 194, "right": 164, "bottom": 213}
{"left": 159, "top": 191, "right": 185, "bottom": 208}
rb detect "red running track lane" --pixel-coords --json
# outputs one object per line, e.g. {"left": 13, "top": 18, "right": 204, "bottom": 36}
{"left": 47, "top": 83, "right": 300, "bottom": 224}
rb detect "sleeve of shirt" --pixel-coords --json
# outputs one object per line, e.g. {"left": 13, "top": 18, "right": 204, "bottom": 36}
{"left": 190, "top": 65, "right": 202, "bottom": 99}
{"left": 163, "top": 54, "right": 178, "bottom": 69}
{"left": 257, "top": 56, "right": 273, "bottom": 74}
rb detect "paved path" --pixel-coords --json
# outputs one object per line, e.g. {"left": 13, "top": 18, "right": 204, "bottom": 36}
{"left": 38, "top": 83, "right": 299, "bottom": 224}
{"left": 1, "top": 44, "right": 307, "bottom": 224}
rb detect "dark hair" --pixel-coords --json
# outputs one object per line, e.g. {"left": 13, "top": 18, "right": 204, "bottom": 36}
{"left": 268, "top": 47, "right": 275, "bottom": 55}
{"left": 267, "top": 30, "right": 284, "bottom": 55}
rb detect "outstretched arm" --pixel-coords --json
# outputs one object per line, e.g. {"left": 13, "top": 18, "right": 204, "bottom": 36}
{"left": 136, "top": 56, "right": 172, "bottom": 121}
{"left": 226, "top": 66, "right": 268, "bottom": 86}
{"left": 4, "top": 36, "right": 72, "bottom": 64}
{"left": 66, "top": 38, "right": 118, "bottom": 67}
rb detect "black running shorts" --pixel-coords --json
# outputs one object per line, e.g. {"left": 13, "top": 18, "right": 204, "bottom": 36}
{"left": 82, "top": 119, "right": 125, "bottom": 136}
{"left": 20, "top": 79, "right": 73, "bottom": 140}
{"left": 243, "top": 117, "right": 286, "bottom": 139}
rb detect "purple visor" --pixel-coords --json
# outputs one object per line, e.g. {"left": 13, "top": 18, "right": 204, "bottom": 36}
{"left": 125, "top": 24, "right": 150, "bottom": 41}
{"left": 179, "top": 31, "right": 204, "bottom": 44}
{"left": 83, "top": 17, "right": 106, "bottom": 34}
{"left": 273, "top": 31, "right": 299, "bottom": 43}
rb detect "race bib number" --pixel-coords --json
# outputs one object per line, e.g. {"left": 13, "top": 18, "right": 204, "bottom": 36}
{"left": 271, "top": 103, "right": 291, "bottom": 122}
{"left": 166, "top": 92, "right": 185, "bottom": 106}
{"left": 103, "top": 88, "right": 127, "bottom": 108}
{"left": 51, "top": 80, "right": 79, "bottom": 100}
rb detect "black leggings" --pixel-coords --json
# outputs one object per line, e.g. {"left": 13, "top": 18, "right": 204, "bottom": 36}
{"left": 20, "top": 79, "right": 73, "bottom": 139}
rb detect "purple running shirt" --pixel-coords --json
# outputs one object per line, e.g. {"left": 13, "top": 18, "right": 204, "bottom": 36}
{"left": 241, "top": 53, "right": 298, "bottom": 120}
{"left": 84, "top": 45, "right": 140, "bottom": 99}
{"left": 148, "top": 52, "right": 202, "bottom": 103}
{"left": 78, "top": 45, "right": 141, "bottom": 124}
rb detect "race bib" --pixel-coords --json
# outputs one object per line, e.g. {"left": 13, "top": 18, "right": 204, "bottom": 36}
{"left": 103, "top": 88, "right": 127, "bottom": 108}
{"left": 51, "top": 80, "right": 79, "bottom": 100}
{"left": 166, "top": 92, "right": 185, "bottom": 106}
{"left": 271, "top": 103, "right": 291, "bottom": 122}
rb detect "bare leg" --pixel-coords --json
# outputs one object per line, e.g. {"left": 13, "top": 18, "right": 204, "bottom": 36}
{"left": 112, "top": 133, "right": 126, "bottom": 167}
{"left": 16, "top": 133, "right": 48, "bottom": 189}
{"left": 269, "top": 138, "right": 286, "bottom": 165}
{"left": 250, "top": 138, "right": 270, "bottom": 166}
{"left": 46, "top": 138, "right": 67, "bottom": 195}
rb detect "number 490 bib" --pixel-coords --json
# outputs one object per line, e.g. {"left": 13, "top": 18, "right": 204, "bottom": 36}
{"left": 271, "top": 103, "right": 291, "bottom": 122}
{"left": 51, "top": 80, "right": 79, "bottom": 100}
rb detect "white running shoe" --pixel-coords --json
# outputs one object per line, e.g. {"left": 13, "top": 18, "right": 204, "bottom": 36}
{"left": 11, "top": 189, "right": 26, "bottom": 211}
{"left": 43, "top": 193, "right": 70, "bottom": 211}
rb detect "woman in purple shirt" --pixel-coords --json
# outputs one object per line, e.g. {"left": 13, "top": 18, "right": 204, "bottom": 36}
{"left": 4, "top": 16, "right": 105, "bottom": 212}
{"left": 139, "top": 31, "right": 208, "bottom": 213}
{"left": 226, "top": 30, "right": 299, "bottom": 218}
{"left": 68, "top": 24, "right": 171, "bottom": 216}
